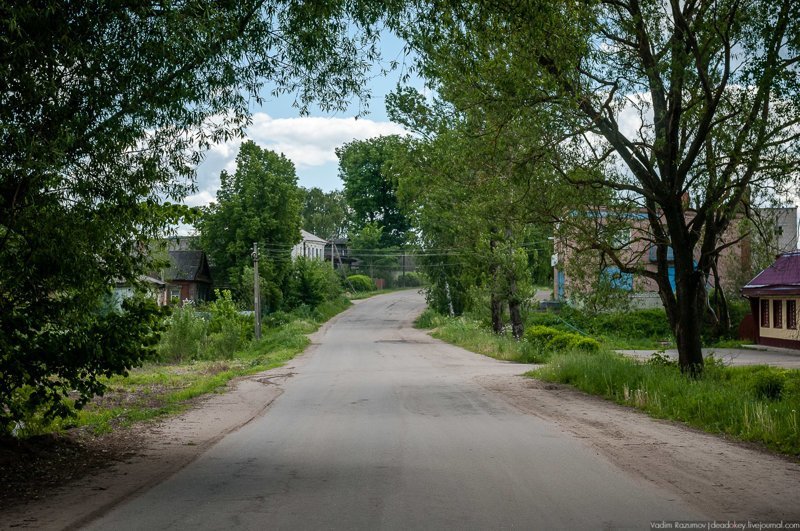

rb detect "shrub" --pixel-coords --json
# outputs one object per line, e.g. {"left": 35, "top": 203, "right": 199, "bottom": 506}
{"left": 205, "top": 290, "right": 251, "bottom": 359}
{"left": 396, "top": 272, "right": 425, "bottom": 287}
{"left": 751, "top": 371, "right": 786, "bottom": 401}
{"left": 415, "top": 308, "right": 444, "bottom": 329}
{"left": 346, "top": 274, "right": 374, "bottom": 292}
{"left": 159, "top": 304, "right": 207, "bottom": 362}
{"left": 570, "top": 336, "right": 601, "bottom": 352}
{"left": 546, "top": 332, "right": 576, "bottom": 351}
{"left": 524, "top": 325, "right": 561, "bottom": 343}
{"left": 286, "top": 258, "right": 342, "bottom": 309}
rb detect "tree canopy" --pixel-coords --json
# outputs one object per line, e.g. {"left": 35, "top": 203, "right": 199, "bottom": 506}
{"left": 199, "top": 141, "right": 302, "bottom": 311}
{"left": 337, "top": 135, "right": 413, "bottom": 247}
{"left": 0, "top": 1, "right": 394, "bottom": 432}
{"left": 396, "top": 0, "right": 800, "bottom": 372}
{"left": 300, "top": 187, "right": 350, "bottom": 240}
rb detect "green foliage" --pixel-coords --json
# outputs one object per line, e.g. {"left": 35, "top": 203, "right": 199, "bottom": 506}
{"left": 337, "top": 135, "right": 412, "bottom": 247}
{"left": 1, "top": 297, "right": 166, "bottom": 435}
{"left": 286, "top": 258, "right": 342, "bottom": 309}
{"left": 300, "top": 187, "right": 349, "bottom": 240}
{"left": 159, "top": 305, "right": 208, "bottom": 362}
{"left": 395, "top": 271, "right": 425, "bottom": 287}
{"left": 751, "top": 372, "right": 786, "bottom": 401}
{"left": 415, "top": 308, "right": 445, "bottom": 329}
{"left": 571, "top": 337, "right": 601, "bottom": 353}
{"left": 1, "top": 1, "right": 395, "bottom": 435}
{"left": 524, "top": 326, "right": 561, "bottom": 343}
{"left": 346, "top": 274, "right": 375, "bottom": 292}
{"left": 198, "top": 142, "right": 302, "bottom": 311}
{"left": 533, "top": 352, "right": 800, "bottom": 455}
{"left": 206, "top": 290, "right": 252, "bottom": 360}
{"left": 349, "top": 222, "right": 399, "bottom": 278}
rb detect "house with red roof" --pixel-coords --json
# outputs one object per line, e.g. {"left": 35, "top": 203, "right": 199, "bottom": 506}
{"left": 741, "top": 251, "right": 800, "bottom": 349}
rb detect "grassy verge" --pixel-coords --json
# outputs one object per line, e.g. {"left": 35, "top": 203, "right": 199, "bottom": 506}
{"left": 44, "top": 297, "right": 352, "bottom": 436}
{"left": 416, "top": 308, "right": 800, "bottom": 456}
{"left": 415, "top": 309, "right": 527, "bottom": 362}
{"left": 531, "top": 350, "right": 800, "bottom": 456}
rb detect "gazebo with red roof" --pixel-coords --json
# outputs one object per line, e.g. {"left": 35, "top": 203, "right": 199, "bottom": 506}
{"left": 741, "top": 251, "right": 800, "bottom": 349}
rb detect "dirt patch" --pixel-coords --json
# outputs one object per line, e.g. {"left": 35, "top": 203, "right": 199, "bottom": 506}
{"left": 478, "top": 374, "right": 800, "bottom": 520}
{"left": 0, "top": 430, "right": 142, "bottom": 512}
{"left": 0, "top": 358, "right": 302, "bottom": 530}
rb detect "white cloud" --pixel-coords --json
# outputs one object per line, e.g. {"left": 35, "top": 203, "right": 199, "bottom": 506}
{"left": 183, "top": 190, "right": 217, "bottom": 207}
{"left": 191, "top": 113, "right": 409, "bottom": 207}
{"left": 247, "top": 113, "right": 408, "bottom": 167}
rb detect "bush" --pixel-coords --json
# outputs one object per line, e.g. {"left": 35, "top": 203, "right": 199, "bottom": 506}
{"left": 525, "top": 325, "right": 561, "bottom": 343}
{"left": 286, "top": 258, "right": 342, "bottom": 309}
{"left": 205, "top": 290, "right": 251, "bottom": 359}
{"left": 396, "top": 272, "right": 425, "bottom": 287}
{"left": 751, "top": 371, "right": 786, "bottom": 401}
{"left": 570, "top": 336, "right": 601, "bottom": 352}
{"left": 346, "top": 274, "right": 374, "bottom": 292}
{"left": 546, "top": 332, "right": 576, "bottom": 351}
{"left": 159, "top": 304, "right": 207, "bottom": 362}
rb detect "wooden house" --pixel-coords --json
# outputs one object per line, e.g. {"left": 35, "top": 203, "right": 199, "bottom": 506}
{"left": 741, "top": 251, "right": 800, "bottom": 349}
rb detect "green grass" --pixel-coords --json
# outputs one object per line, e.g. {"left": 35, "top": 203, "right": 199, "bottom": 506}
{"left": 531, "top": 350, "right": 800, "bottom": 456}
{"left": 40, "top": 297, "right": 352, "bottom": 436}
{"left": 415, "top": 309, "right": 527, "bottom": 362}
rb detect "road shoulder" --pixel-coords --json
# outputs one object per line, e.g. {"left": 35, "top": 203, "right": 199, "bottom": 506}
{"left": 477, "top": 373, "right": 800, "bottom": 520}
{"left": 1, "top": 362, "right": 300, "bottom": 530}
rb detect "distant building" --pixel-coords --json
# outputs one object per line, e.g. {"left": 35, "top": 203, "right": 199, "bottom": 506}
{"left": 325, "top": 238, "right": 359, "bottom": 270}
{"left": 741, "top": 251, "right": 800, "bottom": 349}
{"left": 112, "top": 275, "right": 168, "bottom": 307}
{"left": 164, "top": 250, "right": 212, "bottom": 303}
{"left": 291, "top": 230, "right": 327, "bottom": 261}
{"left": 553, "top": 206, "right": 798, "bottom": 308}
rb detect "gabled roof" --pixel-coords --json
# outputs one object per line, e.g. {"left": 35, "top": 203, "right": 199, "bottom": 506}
{"left": 742, "top": 251, "right": 800, "bottom": 297}
{"left": 300, "top": 229, "right": 327, "bottom": 244}
{"left": 166, "top": 250, "right": 211, "bottom": 283}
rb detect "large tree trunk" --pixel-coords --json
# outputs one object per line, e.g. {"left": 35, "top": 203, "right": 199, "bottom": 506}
{"left": 664, "top": 211, "right": 706, "bottom": 376}
{"left": 489, "top": 236, "right": 504, "bottom": 334}
{"left": 508, "top": 296, "right": 524, "bottom": 339}
{"left": 490, "top": 292, "right": 504, "bottom": 334}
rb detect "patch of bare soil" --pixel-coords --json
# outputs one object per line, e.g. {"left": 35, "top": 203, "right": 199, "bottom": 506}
{"left": 0, "top": 429, "right": 143, "bottom": 513}
{"left": 0, "top": 360, "right": 300, "bottom": 530}
{"left": 478, "top": 374, "right": 800, "bottom": 521}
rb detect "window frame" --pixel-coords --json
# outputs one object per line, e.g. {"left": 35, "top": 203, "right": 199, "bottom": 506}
{"left": 788, "top": 300, "right": 797, "bottom": 330}
{"left": 773, "top": 299, "right": 783, "bottom": 329}
{"left": 761, "top": 299, "right": 770, "bottom": 328}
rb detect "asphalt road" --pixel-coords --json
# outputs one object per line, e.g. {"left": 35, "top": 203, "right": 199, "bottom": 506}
{"left": 86, "top": 290, "right": 704, "bottom": 530}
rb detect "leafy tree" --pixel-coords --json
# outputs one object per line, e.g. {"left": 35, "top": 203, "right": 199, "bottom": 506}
{"left": 398, "top": 0, "right": 800, "bottom": 373}
{"left": 286, "top": 258, "right": 342, "bottom": 308}
{"left": 388, "top": 89, "right": 547, "bottom": 337}
{"left": 199, "top": 142, "right": 302, "bottom": 311}
{"left": 349, "top": 222, "right": 400, "bottom": 279}
{"left": 300, "top": 187, "right": 350, "bottom": 239}
{"left": 0, "top": 1, "right": 391, "bottom": 431}
{"left": 337, "top": 136, "right": 413, "bottom": 247}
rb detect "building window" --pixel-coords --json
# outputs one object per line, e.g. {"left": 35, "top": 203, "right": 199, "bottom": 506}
{"left": 761, "top": 299, "right": 770, "bottom": 327}
{"left": 773, "top": 299, "right": 783, "bottom": 329}
{"left": 788, "top": 300, "right": 797, "bottom": 329}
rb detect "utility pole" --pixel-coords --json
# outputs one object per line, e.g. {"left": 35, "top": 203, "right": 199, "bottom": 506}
{"left": 253, "top": 242, "right": 261, "bottom": 340}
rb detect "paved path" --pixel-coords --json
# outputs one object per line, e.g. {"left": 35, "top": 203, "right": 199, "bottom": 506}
{"left": 617, "top": 346, "right": 800, "bottom": 368}
{"left": 86, "top": 291, "right": 704, "bottom": 530}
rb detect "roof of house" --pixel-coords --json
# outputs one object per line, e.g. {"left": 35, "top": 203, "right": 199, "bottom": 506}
{"left": 742, "top": 251, "right": 800, "bottom": 296}
{"left": 300, "top": 229, "right": 327, "bottom": 244}
{"left": 166, "top": 250, "right": 211, "bottom": 283}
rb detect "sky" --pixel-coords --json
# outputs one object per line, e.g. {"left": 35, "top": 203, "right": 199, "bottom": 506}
{"left": 184, "top": 32, "right": 416, "bottom": 210}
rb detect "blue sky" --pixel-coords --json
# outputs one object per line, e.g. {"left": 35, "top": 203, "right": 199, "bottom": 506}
{"left": 186, "top": 32, "right": 417, "bottom": 208}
